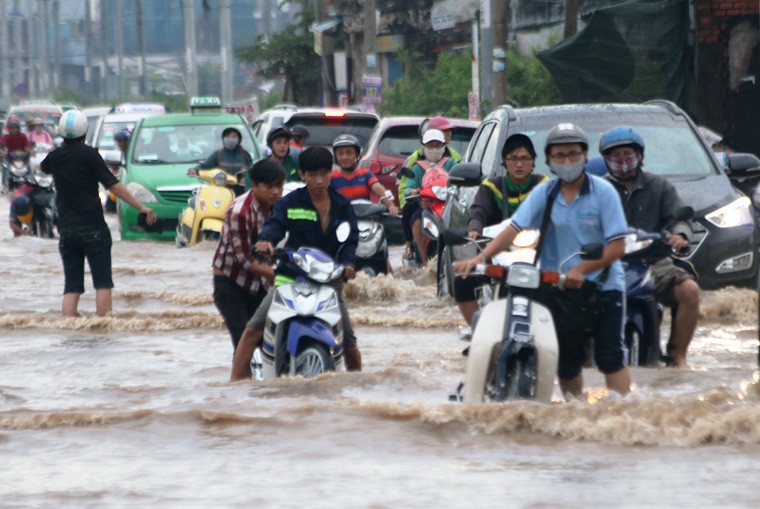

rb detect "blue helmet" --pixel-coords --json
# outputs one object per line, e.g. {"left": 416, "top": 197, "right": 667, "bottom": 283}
{"left": 599, "top": 126, "right": 645, "bottom": 154}
{"left": 114, "top": 128, "right": 131, "bottom": 142}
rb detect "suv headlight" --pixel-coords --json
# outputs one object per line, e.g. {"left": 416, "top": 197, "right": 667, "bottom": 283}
{"left": 705, "top": 196, "right": 754, "bottom": 228}
{"left": 126, "top": 182, "right": 159, "bottom": 204}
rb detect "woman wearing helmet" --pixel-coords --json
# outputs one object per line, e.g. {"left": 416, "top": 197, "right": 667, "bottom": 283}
{"left": 188, "top": 125, "right": 253, "bottom": 194}
{"left": 455, "top": 122, "right": 632, "bottom": 400}
{"left": 1, "top": 115, "right": 32, "bottom": 157}
{"left": 600, "top": 125, "right": 699, "bottom": 368}
{"left": 39, "top": 109, "right": 157, "bottom": 318}
{"left": 28, "top": 116, "right": 54, "bottom": 147}
{"left": 330, "top": 134, "right": 399, "bottom": 215}
{"left": 266, "top": 126, "right": 300, "bottom": 182}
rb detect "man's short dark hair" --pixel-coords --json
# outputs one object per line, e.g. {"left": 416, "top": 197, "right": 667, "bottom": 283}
{"left": 298, "top": 146, "right": 333, "bottom": 172}
{"left": 249, "top": 159, "right": 287, "bottom": 185}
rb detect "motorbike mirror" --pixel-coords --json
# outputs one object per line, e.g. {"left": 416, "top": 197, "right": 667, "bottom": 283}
{"left": 447, "top": 163, "right": 483, "bottom": 187}
{"left": 442, "top": 228, "right": 470, "bottom": 246}
{"left": 579, "top": 243, "right": 604, "bottom": 261}
{"left": 399, "top": 166, "right": 415, "bottom": 179}
{"left": 336, "top": 221, "right": 351, "bottom": 242}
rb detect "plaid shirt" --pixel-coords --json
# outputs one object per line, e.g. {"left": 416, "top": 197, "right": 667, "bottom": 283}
{"left": 212, "top": 191, "right": 270, "bottom": 294}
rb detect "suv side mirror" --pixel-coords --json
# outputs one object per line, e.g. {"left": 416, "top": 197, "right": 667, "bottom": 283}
{"left": 726, "top": 153, "right": 760, "bottom": 175}
{"left": 447, "top": 163, "right": 483, "bottom": 187}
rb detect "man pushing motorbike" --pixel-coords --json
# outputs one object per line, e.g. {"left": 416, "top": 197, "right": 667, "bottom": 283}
{"left": 230, "top": 147, "right": 362, "bottom": 381}
{"left": 600, "top": 126, "right": 700, "bottom": 368}
{"left": 454, "top": 123, "right": 631, "bottom": 399}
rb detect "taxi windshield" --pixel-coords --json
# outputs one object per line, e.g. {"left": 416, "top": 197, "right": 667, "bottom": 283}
{"left": 132, "top": 124, "right": 256, "bottom": 164}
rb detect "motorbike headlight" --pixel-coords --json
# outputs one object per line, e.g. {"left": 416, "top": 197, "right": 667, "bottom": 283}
{"left": 35, "top": 173, "right": 54, "bottom": 187}
{"left": 705, "top": 196, "right": 754, "bottom": 228}
{"left": 10, "top": 163, "right": 29, "bottom": 176}
{"left": 126, "top": 182, "right": 159, "bottom": 204}
{"left": 212, "top": 171, "right": 227, "bottom": 186}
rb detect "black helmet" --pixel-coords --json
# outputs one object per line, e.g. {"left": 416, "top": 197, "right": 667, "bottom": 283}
{"left": 266, "top": 126, "right": 291, "bottom": 147}
{"left": 221, "top": 125, "right": 242, "bottom": 140}
{"left": 290, "top": 125, "right": 310, "bottom": 140}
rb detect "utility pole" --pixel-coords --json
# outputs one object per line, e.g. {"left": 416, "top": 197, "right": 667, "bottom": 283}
{"left": 13, "top": 0, "right": 22, "bottom": 94}
{"left": 564, "top": 0, "right": 578, "bottom": 38}
{"left": 1, "top": 0, "right": 9, "bottom": 107}
{"left": 479, "top": 0, "right": 493, "bottom": 113}
{"left": 361, "top": 0, "right": 377, "bottom": 111}
{"left": 40, "top": 0, "right": 50, "bottom": 96}
{"left": 115, "top": 0, "right": 123, "bottom": 97}
{"left": 136, "top": 0, "right": 146, "bottom": 97}
{"left": 27, "top": 7, "right": 37, "bottom": 98}
{"left": 53, "top": 0, "right": 60, "bottom": 89}
{"left": 260, "top": 0, "right": 271, "bottom": 35}
{"left": 84, "top": 0, "right": 92, "bottom": 95}
{"left": 182, "top": 0, "right": 198, "bottom": 97}
{"left": 492, "top": 0, "right": 507, "bottom": 106}
{"left": 220, "top": 0, "right": 233, "bottom": 103}
{"left": 100, "top": 0, "right": 108, "bottom": 100}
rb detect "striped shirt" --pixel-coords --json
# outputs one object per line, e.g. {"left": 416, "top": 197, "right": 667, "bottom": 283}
{"left": 211, "top": 191, "right": 270, "bottom": 294}
{"left": 330, "top": 168, "right": 378, "bottom": 201}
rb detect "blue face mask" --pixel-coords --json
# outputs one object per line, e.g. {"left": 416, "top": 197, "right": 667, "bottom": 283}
{"left": 549, "top": 161, "right": 585, "bottom": 183}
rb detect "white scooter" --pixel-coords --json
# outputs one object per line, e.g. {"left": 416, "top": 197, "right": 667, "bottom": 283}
{"left": 351, "top": 199, "right": 389, "bottom": 276}
{"left": 258, "top": 240, "right": 349, "bottom": 379}
{"left": 446, "top": 228, "right": 602, "bottom": 403}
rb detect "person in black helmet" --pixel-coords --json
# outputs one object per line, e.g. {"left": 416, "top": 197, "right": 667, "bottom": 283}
{"left": 289, "top": 125, "right": 309, "bottom": 155}
{"left": 188, "top": 125, "right": 253, "bottom": 195}
{"left": 266, "top": 126, "right": 300, "bottom": 182}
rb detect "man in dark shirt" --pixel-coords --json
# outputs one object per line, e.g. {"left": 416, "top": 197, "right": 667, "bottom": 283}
{"left": 230, "top": 147, "right": 361, "bottom": 380}
{"left": 600, "top": 126, "right": 700, "bottom": 367}
{"left": 41, "top": 110, "right": 157, "bottom": 317}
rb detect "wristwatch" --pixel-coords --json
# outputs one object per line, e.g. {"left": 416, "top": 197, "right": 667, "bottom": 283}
{"left": 382, "top": 190, "right": 395, "bottom": 203}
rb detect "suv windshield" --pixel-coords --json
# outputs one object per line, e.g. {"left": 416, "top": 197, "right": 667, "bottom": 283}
{"left": 285, "top": 116, "right": 378, "bottom": 149}
{"left": 132, "top": 124, "right": 256, "bottom": 164}
{"left": 513, "top": 111, "right": 716, "bottom": 177}
{"left": 378, "top": 125, "right": 475, "bottom": 160}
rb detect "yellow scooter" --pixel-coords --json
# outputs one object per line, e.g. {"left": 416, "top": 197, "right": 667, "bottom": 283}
{"left": 175, "top": 168, "right": 239, "bottom": 248}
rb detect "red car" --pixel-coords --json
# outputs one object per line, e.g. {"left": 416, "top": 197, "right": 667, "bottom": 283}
{"left": 357, "top": 116, "right": 479, "bottom": 242}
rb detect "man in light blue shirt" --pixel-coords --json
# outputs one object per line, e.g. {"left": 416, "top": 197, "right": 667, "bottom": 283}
{"left": 456, "top": 123, "right": 631, "bottom": 399}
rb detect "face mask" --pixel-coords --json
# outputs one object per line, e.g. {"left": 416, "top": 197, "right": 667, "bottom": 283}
{"left": 549, "top": 161, "right": 585, "bottom": 183}
{"left": 424, "top": 147, "right": 445, "bottom": 163}
{"left": 605, "top": 153, "right": 641, "bottom": 180}
{"left": 223, "top": 137, "right": 239, "bottom": 150}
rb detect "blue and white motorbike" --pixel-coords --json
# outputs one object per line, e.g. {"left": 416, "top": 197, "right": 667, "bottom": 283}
{"left": 258, "top": 246, "right": 347, "bottom": 379}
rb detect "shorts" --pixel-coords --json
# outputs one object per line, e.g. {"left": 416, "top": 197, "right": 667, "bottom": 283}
{"left": 453, "top": 274, "right": 489, "bottom": 303}
{"left": 246, "top": 283, "right": 357, "bottom": 347}
{"left": 213, "top": 275, "right": 267, "bottom": 350}
{"left": 58, "top": 224, "right": 113, "bottom": 294}
{"left": 652, "top": 257, "right": 695, "bottom": 307}
{"left": 545, "top": 289, "right": 626, "bottom": 379}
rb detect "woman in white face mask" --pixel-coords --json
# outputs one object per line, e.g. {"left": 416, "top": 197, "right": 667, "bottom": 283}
{"left": 454, "top": 122, "right": 633, "bottom": 401}
{"left": 400, "top": 128, "right": 458, "bottom": 266}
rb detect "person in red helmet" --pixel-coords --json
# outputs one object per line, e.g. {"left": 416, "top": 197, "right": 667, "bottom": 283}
{"left": 1, "top": 115, "right": 33, "bottom": 156}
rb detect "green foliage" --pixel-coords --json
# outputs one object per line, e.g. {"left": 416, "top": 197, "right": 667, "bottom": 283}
{"left": 506, "top": 46, "right": 561, "bottom": 107}
{"left": 380, "top": 47, "right": 560, "bottom": 117}
{"left": 236, "top": 0, "right": 321, "bottom": 105}
{"left": 380, "top": 51, "right": 471, "bottom": 117}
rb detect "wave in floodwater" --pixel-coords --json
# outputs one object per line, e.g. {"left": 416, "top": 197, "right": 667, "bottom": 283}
{"left": 119, "top": 291, "right": 213, "bottom": 305}
{"left": 0, "top": 311, "right": 225, "bottom": 331}
{"left": 5, "top": 374, "right": 760, "bottom": 447}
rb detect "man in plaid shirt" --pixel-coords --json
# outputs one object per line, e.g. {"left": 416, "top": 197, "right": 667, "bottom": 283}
{"left": 212, "top": 159, "right": 286, "bottom": 351}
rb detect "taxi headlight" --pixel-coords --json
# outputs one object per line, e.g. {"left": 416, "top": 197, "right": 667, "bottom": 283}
{"left": 126, "top": 182, "right": 159, "bottom": 203}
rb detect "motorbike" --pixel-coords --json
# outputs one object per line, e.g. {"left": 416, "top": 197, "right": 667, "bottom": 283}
{"left": 351, "top": 199, "right": 389, "bottom": 276}
{"left": 14, "top": 172, "right": 57, "bottom": 238}
{"left": 4, "top": 151, "right": 32, "bottom": 193}
{"left": 447, "top": 227, "right": 603, "bottom": 403}
{"left": 175, "top": 168, "right": 241, "bottom": 248}
{"left": 257, "top": 245, "right": 349, "bottom": 379}
{"left": 401, "top": 166, "right": 449, "bottom": 267}
{"left": 621, "top": 206, "right": 696, "bottom": 366}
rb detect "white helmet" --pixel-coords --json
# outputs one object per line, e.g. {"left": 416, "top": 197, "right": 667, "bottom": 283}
{"left": 58, "top": 110, "right": 88, "bottom": 139}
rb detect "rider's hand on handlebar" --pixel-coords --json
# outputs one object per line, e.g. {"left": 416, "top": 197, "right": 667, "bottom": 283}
{"left": 666, "top": 234, "right": 689, "bottom": 253}
{"left": 254, "top": 241, "right": 275, "bottom": 256}
{"left": 453, "top": 257, "right": 479, "bottom": 278}
{"left": 387, "top": 203, "right": 400, "bottom": 216}
{"left": 564, "top": 266, "right": 585, "bottom": 290}
{"left": 186, "top": 168, "right": 198, "bottom": 176}
{"left": 467, "top": 230, "right": 479, "bottom": 240}
{"left": 343, "top": 265, "right": 356, "bottom": 281}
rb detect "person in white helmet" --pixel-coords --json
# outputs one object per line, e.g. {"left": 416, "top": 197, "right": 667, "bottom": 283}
{"left": 40, "top": 110, "right": 157, "bottom": 317}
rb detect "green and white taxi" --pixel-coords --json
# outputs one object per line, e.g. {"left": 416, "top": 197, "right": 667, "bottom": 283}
{"left": 117, "top": 97, "right": 263, "bottom": 241}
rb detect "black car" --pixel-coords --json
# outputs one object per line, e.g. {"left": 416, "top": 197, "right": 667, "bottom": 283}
{"left": 439, "top": 101, "right": 760, "bottom": 293}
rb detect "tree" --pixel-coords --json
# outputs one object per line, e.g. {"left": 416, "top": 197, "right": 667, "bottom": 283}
{"left": 236, "top": 1, "right": 321, "bottom": 105}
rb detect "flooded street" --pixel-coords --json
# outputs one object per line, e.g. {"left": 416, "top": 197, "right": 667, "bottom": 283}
{"left": 3, "top": 195, "right": 760, "bottom": 508}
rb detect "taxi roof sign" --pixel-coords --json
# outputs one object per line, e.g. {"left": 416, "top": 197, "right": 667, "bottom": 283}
{"left": 113, "top": 103, "right": 166, "bottom": 114}
{"left": 190, "top": 96, "right": 222, "bottom": 110}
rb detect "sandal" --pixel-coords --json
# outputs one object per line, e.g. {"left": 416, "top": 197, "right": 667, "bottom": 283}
{"left": 403, "top": 245, "right": 414, "bottom": 260}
